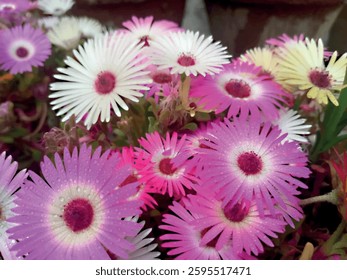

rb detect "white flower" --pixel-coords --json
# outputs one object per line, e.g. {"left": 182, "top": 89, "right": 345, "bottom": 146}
{"left": 78, "top": 17, "right": 104, "bottom": 38}
{"left": 274, "top": 109, "right": 311, "bottom": 143}
{"left": 148, "top": 30, "right": 231, "bottom": 76}
{"left": 121, "top": 217, "right": 160, "bottom": 260}
{"left": 47, "top": 17, "right": 81, "bottom": 50}
{"left": 49, "top": 33, "right": 151, "bottom": 129}
{"left": 38, "top": 0, "right": 74, "bottom": 16}
{"left": 0, "top": 152, "right": 27, "bottom": 260}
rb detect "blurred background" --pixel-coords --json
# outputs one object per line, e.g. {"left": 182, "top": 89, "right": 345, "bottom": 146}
{"left": 71, "top": 0, "right": 347, "bottom": 56}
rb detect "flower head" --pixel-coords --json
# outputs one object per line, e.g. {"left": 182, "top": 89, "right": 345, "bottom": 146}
{"left": 136, "top": 131, "right": 198, "bottom": 197}
{"left": 0, "top": 152, "right": 27, "bottom": 259}
{"left": 121, "top": 16, "right": 181, "bottom": 46}
{"left": 7, "top": 145, "right": 142, "bottom": 259}
{"left": 190, "top": 61, "right": 288, "bottom": 120}
{"left": 277, "top": 38, "right": 347, "bottom": 105}
{"left": 148, "top": 30, "right": 231, "bottom": 76}
{"left": 78, "top": 17, "right": 104, "bottom": 38}
{"left": 198, "top": 117, "right": 310, "bottom": 213}
{"left": 38, "top": 0, "right": 74, "bottom": 16}
{"left": 50, "top": 33, "right": 151, "bottom": 128}
{"left": 0, "top": 24, "right": 51, "bottom": 74}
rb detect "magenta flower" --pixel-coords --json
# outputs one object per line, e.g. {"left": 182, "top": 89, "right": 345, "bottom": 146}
{"left": 0, "top": 24, "right": 51, "bottom": 74}
{"left": 7, "top": 145, "right": 142, "bottom": 259}
{"left": 0, "top": 0, "right": 33, "bottom": 22}
{"left": 198, "top": 117, "right": 311, "bottom": 213}
{"left": 0, "top": 152, "right": 27, "bottom": 260}
{"left": 137, "top": 131, "right": 198, "bottom": 197}
{"left": 190, "top": 61, "right": 288, "bottom": 120}
{"left": 121, "top": 15, "right": 182, "bottom": 46}
{"left": 189, "top": 190, "right": 286, "bottom": 255}
{"left": 160, "top": 198, "right": 253, "bottom": 260}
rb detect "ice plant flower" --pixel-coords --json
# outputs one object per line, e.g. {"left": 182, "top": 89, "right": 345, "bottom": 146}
{"left": 50, "top": 32, "right": 151, "bottom": 129}
{"left": 198, "top": 116, "right": 311, "bottom": 213}
{"left": 266, "top": 33, "right": 305, "bottom": 48}
{"left": 190, "top": 61, "right": 288, "bottom": 120}
{"left": 276, "top": 38, "right": 347, "bottom": 105}
{"left": 0, "top": 24, "right": 51, "bottom": 74}
{"left": 47, "top": 16, "right": 81, "bottom": 50}
{"left": 148, "top": 30, "right": 231, "bottom": 76}
{"left": 7, "top": 145, "right": 142, "bottom": 260}
{"left": 37, "top": 0, "right": 74, "bottom": 16}
{"left": 38, "top": 16, "right": 59, "bottom": 30}
{"left": 0, "top": 152, "right": 27, "bottom": 260}
{"left": 121, "top": 16, "right": 181, "bottom": 46}
{"left": 189, "top": 191, "right": 286, "bottom": 255}
{"left": 0, "top": 0, "right": 32, "bottom": 21}
{"left": 273, "top": 109, "right": 311, "bottom": 143}
{"left": 160, "top": 198, "right": 252, "bottom": 259}
{"left": 136, "top": 131, "right": 198, "bottom": 197}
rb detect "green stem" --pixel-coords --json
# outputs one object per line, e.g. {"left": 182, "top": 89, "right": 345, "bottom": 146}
{"left": 322, "top": 220, "right": 346, "bottom": 255}
{"left": 300, "top": 189, "right": 339, "bottom": 206}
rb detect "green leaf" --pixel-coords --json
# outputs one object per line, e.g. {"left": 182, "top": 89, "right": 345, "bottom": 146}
{"left": 180, "top": 122, "right": 198, "bottom": 131}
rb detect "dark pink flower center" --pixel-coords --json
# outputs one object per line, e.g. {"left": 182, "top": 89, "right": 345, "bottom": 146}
{"left": 223, "top": 200, "right": 250, "bottom": 222}
{"left": 94, "top": 71, "right": 116, "bottom": 95}
{"left": 159, "top": 158, "right": 177, "bottom": 175}
{"left": 177, "top": 54, "right": 196, "bottom": 67}
{"left": 153, "top": 72, "right": 172, "bottom": 84}
{"left": 309, "top": 69, "right": 331, "bottom": 89}
{"left": 16, "top": 47, "right": 29, "bottom": 58}
{"left": 225, "top": 80, "right": 251, "bottom": 98}
{"left": 237, "top": 151, "right": 263, "bottom": 175}
{"left": 63, "top": 198, "right": 94, "bottom": 233}
{"left": 1, "top": 4, "right": 15, "bottom": 12}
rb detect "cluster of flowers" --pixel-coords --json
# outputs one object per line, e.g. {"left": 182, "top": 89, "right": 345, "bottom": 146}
{"left": 1, "top": 0, "right": 347, "bottom": 260}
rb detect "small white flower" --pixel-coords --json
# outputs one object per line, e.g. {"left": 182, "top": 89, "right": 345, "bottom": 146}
{"left": 47, "top": 16, "right": 81, "bottom": 50}
{"left": 78, "top": 17, "right": 104, "bottom": 38}
{"left": 274, "top": 109, "right": 311, "bottom": 143}
{"left": 38, "top": 0, "right": 74, "bottom": 16}
{"left": 37, "top": 16, "right": 59, "bottom": 29}
{"left": 50, "top": 32, "right": 151, "bottom": 129}
{"left": 148, "top": 30, "right": 231, "bottom": 76}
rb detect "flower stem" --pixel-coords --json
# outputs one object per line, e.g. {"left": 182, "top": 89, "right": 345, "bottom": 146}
{"left": 300, "top": 189, "right": 339, "bottom": 206}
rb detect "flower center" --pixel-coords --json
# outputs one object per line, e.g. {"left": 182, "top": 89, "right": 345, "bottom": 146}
{"left": 152, "top": 72, "right": 172, "bottom": 84}
{"left": 223, "top": 200, "right": 250, "bottom": 222}
{"left": 159, "top": 158, "right": 177, "bottom": 175}
{"left": 177, "top": 54, "right": 196, "bottom": 67}
{"left": 237, "top": 151, "right": 263, "bottom": 175}
{"left": 225, "top": 80, "right": 251, "bottom": 98}
{"left": 63, "top": 198, "right": 94, "bottom": 233}
{"left": 0, "top": 4, "right": 15, "bottom": 12}
{"left": 16, "top": 47, "right": 29, "bottom": 58}
{"left": 309, "top": 69, "right": 331, "bottom": 89}
{"left": 94, "top": 71, "right": 116, "bottom": 95}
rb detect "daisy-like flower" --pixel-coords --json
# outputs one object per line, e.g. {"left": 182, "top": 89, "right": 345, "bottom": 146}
{"left": 160, "top": 198, "right": 252, "bottom": 260}
{"left": 273, "top": 109, "right": 311, "bottom": 143}
{"left": 37, "top": 16, "right": 59, "bottom": 30}
{"left": 198, "top": 116, "right": 311, "bottom": 213}
{"left": 190, "top": 190, "right": 286, "bottom": 256}
{"left": 47, "top": 16, "right": 81, "bottom": 50}
{"left": 7, "top": 145, "right": 142, "bottom": 260}
{"left": 116, "top": 216, "right": 160, "bottom": 260}
{"left": 116, "top": 147, "right": 157, "bottom": 210}
{"left": 136, "top": 131, "right": 198, "bottom": 197}
{"left": 240, "top": 47, "right": 279, "bottom": 79}
{"left": 50, "top": 32, "right": 151, "bottom": 129}
{"left": 148, "top": 30, "right": 231, "bottom": 76}
{"left": 276, "top": 38, "right": 347, "bottom": 106}
{"left": 190, "top": 61, "right": 288, "bottom": 120}
{"left": 78, "top": 17, "right": 104, "bottom": 38}
{"left": 266, "top": 33, "right": 305, "bottom": 48}
{"left": 0, "top": 152, "right": 27, "bottom": 260}
{"left": 121, "top": 16, "right": 182, "bottom": 46}
{"left": 0, "top": 24, "right": 51, "bottom": 74}
{"left": 38, "top": 0, "right": 74, "bottom": 16}
{"left": 0, "top": 0, "right": 31, "bottom": 17}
